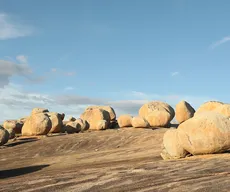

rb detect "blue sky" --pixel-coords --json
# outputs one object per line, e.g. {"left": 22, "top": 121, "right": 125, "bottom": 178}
{"left": 0, "top": 0, "right": 230, "bottom": 120}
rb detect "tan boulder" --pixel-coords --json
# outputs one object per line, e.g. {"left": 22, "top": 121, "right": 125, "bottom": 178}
{"left": 22, "top": 113, "right": 52, "bottom": 136}
{"left": 31, "top": 108, "right": 49, "bottom": 115}
{"left": 177, "top": 111, "right": 230, "bottom": 155}
{"left": 0, "top": 126, "right": 9, "bottom": 146}
{"left": 146, "top": 110, "right": 171, "bottom": 127}
{"left": 213, "top": 104, "right": 230, "bottom": 118}
{"left": 175, "top": 100, "right": 195, "bottom": 124}
{"left": 3, "top": 120, "right": 23, "bottom": 134}
{"left": 75, "top": 118, "right": 89, "bottom": 132}
{"left": 160, "top": 128, "right": 188, "bottom": 160}
{"left": 195, "top": 101, "right": 223, "bottom": 116}
{"left": 45, "top": 112, "right": 63, "bottom": 133}
{"left": 139, "top": 101, "right": 175, "bottom": 127}
{"left": 131, "top": 116, "right": 149, "bottom": 128}
{"left": 85, "top": 106, "right": 116, "bottom": 121}
{"left": 65, "top": 121, "right": 81, "bottom": 134}
{"left": 95, "top": 120, "right": 108, "bottom": 130}
{"left": 118, "top": 114, "right": 132, "bottom": 128}
{"left": 80, "top": 108, "right": 110, "bottom": 130}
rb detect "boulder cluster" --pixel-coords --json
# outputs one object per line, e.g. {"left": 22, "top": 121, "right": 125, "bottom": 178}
{"left": 1, "top": 99, "right": 230, "bottom": 160}
{"left": 161, "top": 101, "right": 230, "bottom": 160}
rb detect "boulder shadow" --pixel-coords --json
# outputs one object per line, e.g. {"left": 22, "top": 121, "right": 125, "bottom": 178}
{"left": 5, "top": 138, "right": 39, "bottom": 147}
{"left": 0, "top": 164, "right": 49, "bottom": 179}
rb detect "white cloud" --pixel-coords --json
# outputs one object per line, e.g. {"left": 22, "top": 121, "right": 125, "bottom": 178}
{"left": 0, "top": 85, "right": 216, "bottom": 123}
{"left": 0, "top": 13, "right": 33, "bottom": 40}
{"left": 0, "top": 56, "right": 47, "bottom": 87}
{"left": 16, "top": 55, "right": 28, "bottom": 64}
{"left": 171, "top": 71, "right": 179, "bottom": 77}
{"left": 210, "top": 36, "right": 230, "bottom": 49}
{"left": 64, "top": 86, "right": 74, "bottom": 91}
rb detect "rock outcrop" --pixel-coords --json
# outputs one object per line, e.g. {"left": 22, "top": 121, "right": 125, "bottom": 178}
{"left": 22, "top": 113, "right": 52, "bottom": 136}
{"left": 195, "top": 101, "right": 223, "bottom": 116}
{"left": 85, "top": 106, "right": 116, "bottom": 121}
{"left": 139, "top": 101, "right": 175, "bottom": 127}
{"left": 45, "top": 112, "right": 63, "bottom": 133}
{"left": 118, "top": 114, "right": 132, "bottom": 128}
{"left": 175, "top": 100, "right": 195, "bottom": 123}
{"left": 80, "top": 108, "right": 110, "bottom": 130}
{"left": 161, "top": 128, "right": 188, "bottom": 160}
{"left": 177, "top": 111, "right": 230, "bottom": 155}
{"left": 131, "top": 116, "right": 149, "bottom": 128}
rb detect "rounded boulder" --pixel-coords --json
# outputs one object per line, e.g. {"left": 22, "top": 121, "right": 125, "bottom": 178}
{"left": 161, "top": 128, "right": 188, "bottom": 160}
{"left": 175, "top": 100, "right": 195, "bottom": 124}
{"left": 85, "top": 106, "right": 116, "bottom": 121}
{"left": 22, "top": 113, "right": 52, "bottom": 136}
{"left": 80, "top": 108, "right": 110, "bottom": 130}
{"left": 118, "top": 114, "right": 132, "bottom": 128}
{"left": 177, "top": 111, "right": 230, "bottom": 155}
{"left": 131, "top": 116, "right": 149, "bottom": 128}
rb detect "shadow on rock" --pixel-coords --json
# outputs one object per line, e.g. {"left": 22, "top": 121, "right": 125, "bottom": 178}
{"left": 0, "top": 164, "right": 50, "bottom": 179}
{"left": 5, "top": 138, "right": 39, "bottom": 147}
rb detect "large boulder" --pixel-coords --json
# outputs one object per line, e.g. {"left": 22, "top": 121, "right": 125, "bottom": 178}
{"left": 213, "top": 104, "right": 230, "bottom": 118}
{"left": 160, "top": 128, "right": 188, "bottom": 160}
{"left": 177, "top": 111, "right": 230, "bottom": 155}
{"left": 175, "top": 101, "right": 195, "bottom": 124}
{"left": 85, "top": 106, "right": 116, "bottom": 121}
{"left": 195, "top": 101, "right": 223, "bottom": 116}
{"left": 118, "top": 114, "right": 132, "bottom": 128}
{"left": 131, "top": 116, "right": 149, "bottom": 128}
{"left": 31, "top": 108, "right": 49, "bottom": 115}
{"left": 0, "top": 126, "right": 9, "bottom": 146}
{"left": 146, "top": 110, "right": 171, "bottom": 127}
{"left": 45, "top": 112, "right": 63, "bottom": 133}
{"left": 139, "top": 101, "right": 175, "bottom": 127}
{"left": 80, "top": 108, "right": 110, "bottom": 130}
{"left": 3, "top": 120, "right": 23, "bottom": 134}
{"left": 22, "top": 113, "right": 52, "bottom": 136}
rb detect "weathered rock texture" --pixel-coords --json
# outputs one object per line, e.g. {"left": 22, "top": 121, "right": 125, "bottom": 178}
{"left": 22, "top": 113, "right": 52, "bottom": 136}
{"left": 177, "top": 111, "right": 230, "bottom": 155}
{"left": 139, "top": 101, "right": 175, "bottom": 127}
{"left": 161, "top": 128, "right": 188, "bottom": 160}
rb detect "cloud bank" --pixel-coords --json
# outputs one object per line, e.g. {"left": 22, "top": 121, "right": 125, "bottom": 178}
{"left": 0, "top": 84, "right": 216, "bottom": 123}
{"left": 0, "top": 13, "right": 33, "bottom": 40}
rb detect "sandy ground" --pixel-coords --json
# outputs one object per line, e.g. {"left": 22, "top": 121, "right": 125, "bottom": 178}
{"left": 1, "top": 127, "right": 230, "bottom": 192}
